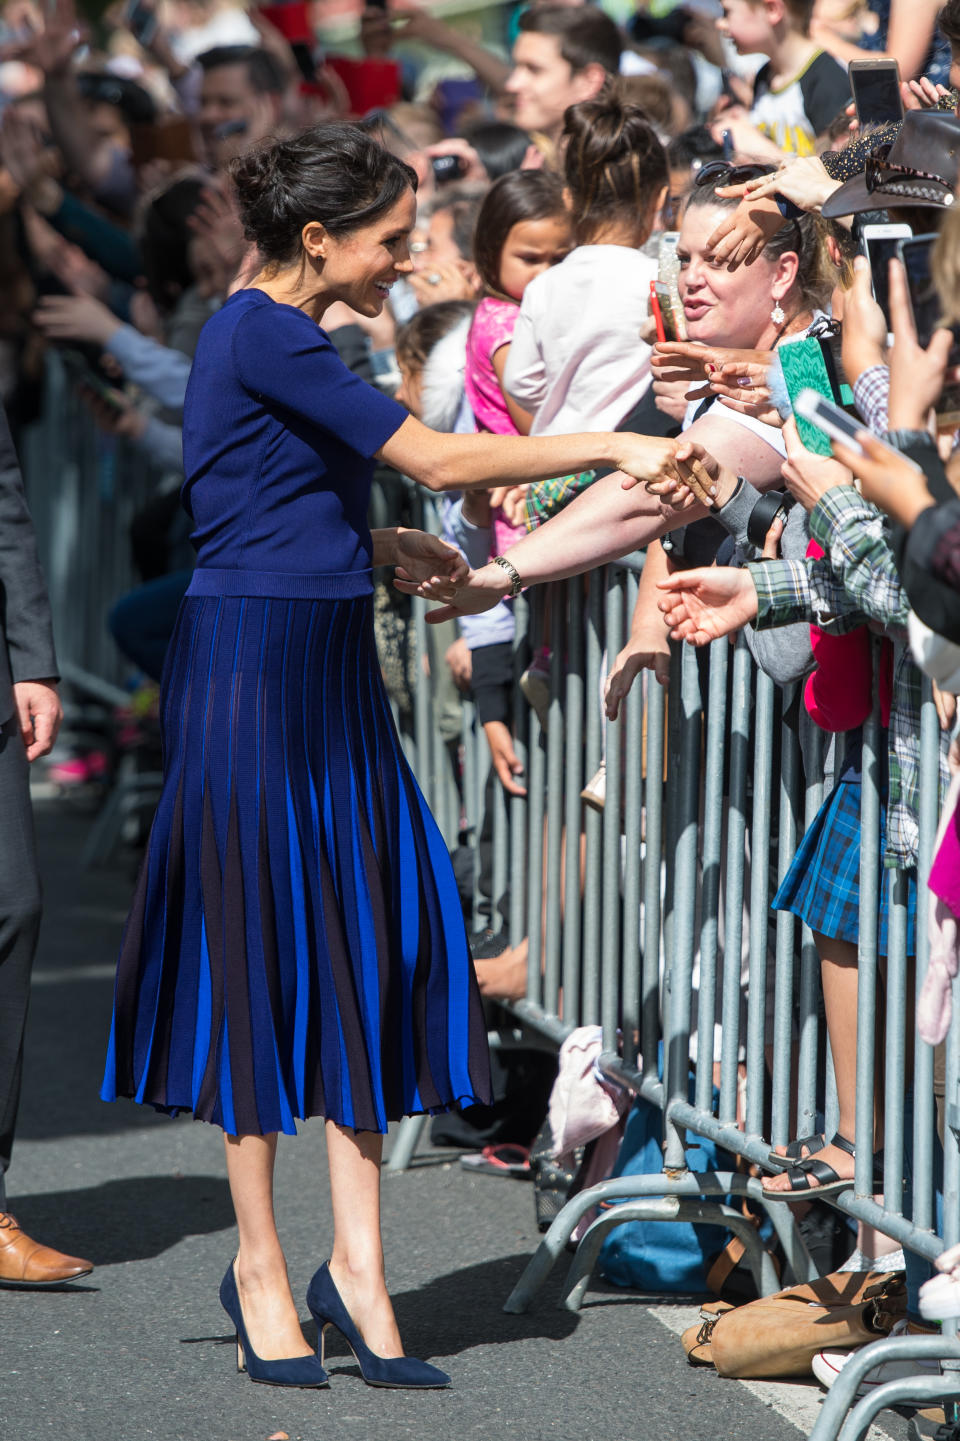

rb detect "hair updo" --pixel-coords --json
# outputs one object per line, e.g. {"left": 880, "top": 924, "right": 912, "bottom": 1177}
{"left": 562, "top": 88, "right": 667, "bottom": 244}
{"left": 230, "top": 122, "right": 418, "bottom": 266}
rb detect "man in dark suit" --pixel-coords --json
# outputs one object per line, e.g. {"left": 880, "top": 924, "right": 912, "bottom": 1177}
{"left": 0, "top": 403, "right": 92, "bottom": 1287}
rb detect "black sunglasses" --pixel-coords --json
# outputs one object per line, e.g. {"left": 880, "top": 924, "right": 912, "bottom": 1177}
{"left": 694, "top": 161, "right": 776, "bottom": 191}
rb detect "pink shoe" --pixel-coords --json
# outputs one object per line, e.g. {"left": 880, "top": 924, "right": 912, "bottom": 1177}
{"left": 48, "top": 751, "right": 108, "bottom": 786}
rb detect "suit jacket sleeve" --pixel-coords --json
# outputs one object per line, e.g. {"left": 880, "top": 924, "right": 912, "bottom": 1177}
{"left": 0, "top": 405, "right": 59, "bottom": 724}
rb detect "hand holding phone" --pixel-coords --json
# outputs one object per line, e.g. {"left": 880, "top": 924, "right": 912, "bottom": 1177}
{"left": 794, "top": 389, "right": 923, "bottom": 471}
{"left": 894, "top": 235, "right": 960, "bottom": 427}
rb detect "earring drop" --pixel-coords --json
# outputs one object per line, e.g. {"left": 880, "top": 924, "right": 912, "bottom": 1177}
{"left": 771, "top": 302, "right": 786, "bottom": 326}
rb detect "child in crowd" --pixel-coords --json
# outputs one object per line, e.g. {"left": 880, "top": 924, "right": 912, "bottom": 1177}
{"left": 465, "top": 168, "right": 571, "bottom": 559}
{"left": 504, "top": 89, "right": 669, "bottom": 436}
{"left": 718, "top": 0, "right": 851, "bottom": 156}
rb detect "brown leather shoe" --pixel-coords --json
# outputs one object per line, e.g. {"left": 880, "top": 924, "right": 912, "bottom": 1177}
{"left": 0, "top": 1212, "right": 93, "bottom": 1288}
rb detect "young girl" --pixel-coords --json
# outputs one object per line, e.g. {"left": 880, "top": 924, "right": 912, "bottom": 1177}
{"left": 503, "top": 90, "right": 669, "bottom": 436}
{"left": 465, "top": 169, "right": 570, "bottom": 443}
{"left": 465, "top": 171, "right": 570, "bottom": 556}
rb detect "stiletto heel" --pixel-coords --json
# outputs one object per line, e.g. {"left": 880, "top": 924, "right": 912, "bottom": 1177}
{"left": 306, "top": 1262, "right": 450, "bottom": 1390}
{"left": 219, "top": 1262, "right": 329, "bottom": 1388}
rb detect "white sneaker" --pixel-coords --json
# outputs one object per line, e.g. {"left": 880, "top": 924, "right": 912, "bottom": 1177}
{"left": 811, "top": 1320, "right": 941, "bottom": 1396}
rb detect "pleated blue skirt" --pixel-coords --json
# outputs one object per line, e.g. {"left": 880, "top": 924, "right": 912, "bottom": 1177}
{"left": 101, "top": 592, "right": 492, "bottom": 1136}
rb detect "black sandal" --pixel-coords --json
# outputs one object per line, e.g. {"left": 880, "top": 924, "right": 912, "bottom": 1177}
{"left": 766, "top": 1131, "right": 826, "bottom": 1170}
{"left": 762, "top": 1133, "right": 884, "bottom": 1200}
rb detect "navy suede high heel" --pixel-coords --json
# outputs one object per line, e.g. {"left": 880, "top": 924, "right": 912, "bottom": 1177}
{"left": 305, "top": 1262, "right": 450, "bottom": 1389}
{"left": 219, "top": 1262, "right": 329, "bottom": 1388}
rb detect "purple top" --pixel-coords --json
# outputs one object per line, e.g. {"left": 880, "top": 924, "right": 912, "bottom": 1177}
{"left": 182, "top": 289, "right": 408, "bottom": 597}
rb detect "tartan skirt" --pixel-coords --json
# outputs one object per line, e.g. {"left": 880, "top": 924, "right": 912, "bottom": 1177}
{"left": 773, "top": 777, "right": 917, "bottom": 955}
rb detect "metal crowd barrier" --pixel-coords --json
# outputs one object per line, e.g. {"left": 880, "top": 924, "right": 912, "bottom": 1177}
{"left": 400, "top": 557, "right": 960, "bottom": 1441}
{"left": 20, "top": 357, "right": 161, "bottom": 700}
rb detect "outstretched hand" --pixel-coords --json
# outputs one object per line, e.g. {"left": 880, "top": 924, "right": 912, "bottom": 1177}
{"left": 657, "top": 566, "right": 759, "bottom": 646}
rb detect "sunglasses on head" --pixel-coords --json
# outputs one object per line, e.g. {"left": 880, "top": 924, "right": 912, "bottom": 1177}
{"left": 694, "top": 161, "right": 776, "bottom": 190}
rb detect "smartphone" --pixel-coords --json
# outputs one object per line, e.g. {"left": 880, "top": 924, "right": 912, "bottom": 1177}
{"left": 778, "top": 338, "right": 843, "bottom": 456}
{"left": 849, "top": 59, "right": 903, "bottom": 128}
{"left": 60, "top": 350, "right": 126, "bottom": 411}
{"left": 794, "top": 389, "right": 924, "bottom": 471}
{"left": 653, "top": 281, "right": 682, "bottom": 342}
{"left": 860, "top": 221, "right": 911, "bottom": 335}
{"left": 897, "top": 232, "right": 960, "bottom": 425}
{"left": 657, "top": 234, "right": 686, "bottom": 340}
{"left": 122, "top": 0, "right": 158, "bottom": 47}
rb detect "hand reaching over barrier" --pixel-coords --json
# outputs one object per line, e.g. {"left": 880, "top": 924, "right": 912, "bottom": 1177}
{"left": 781, "top": 418, "right": 854, "bottom": 510}
{"left": 658, "top": 566, "right": 760, "bottom": 646}
{"left": 831, "top": 432, "right": 936, "bottom": 529}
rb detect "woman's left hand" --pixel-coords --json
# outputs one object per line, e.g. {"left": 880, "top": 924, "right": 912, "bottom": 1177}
{"left": 831, "top": 431, "right": 935, "bottom": 528}
{"left": 395, "top": 559, "right": 512, "bottom": 623}
{"left": 393, "top": 529, "right": 468, "bottom": 597}
{"left": 781, "top": 417, "right": 853, "bottom": 509}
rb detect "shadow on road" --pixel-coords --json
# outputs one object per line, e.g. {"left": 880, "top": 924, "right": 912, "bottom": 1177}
{"left": 8, "top": 1174, "right": 234, "bottom": 1265}
{"left": 316, "top": 1252, "right": 580, "bottom": 1364}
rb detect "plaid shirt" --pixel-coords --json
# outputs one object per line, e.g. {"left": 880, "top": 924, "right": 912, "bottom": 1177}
{"left": 523, "top": 471, "right": 596, "bottom": 531}
{"left": 748, "top": 485, "right": 946, "bottom": 868}
{"left": 852, "top": 365, "right": 890, "bottom": 435}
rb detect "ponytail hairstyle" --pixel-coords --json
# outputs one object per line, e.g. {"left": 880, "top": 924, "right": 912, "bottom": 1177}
{"left": 472, "top": 169, "right": 567, "bottom": 297}
{"left": 562, "top": 86, "right": 668, "bottom": 245}
{"left": 230, "top": 122, "right": 418, "bottom": 268}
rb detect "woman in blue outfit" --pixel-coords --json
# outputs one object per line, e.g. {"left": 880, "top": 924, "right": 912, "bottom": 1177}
{"left": 100, "top": 122, "right": 692, "bottom": 1391}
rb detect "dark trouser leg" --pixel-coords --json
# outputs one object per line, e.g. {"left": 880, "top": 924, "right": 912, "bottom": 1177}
{"left": 0, "top": 717, "right": 42, "bottom": 1210}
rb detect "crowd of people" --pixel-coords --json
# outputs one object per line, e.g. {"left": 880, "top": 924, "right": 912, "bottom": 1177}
{"left": 4, "top": 0, "right": 960, "bottom": 1422}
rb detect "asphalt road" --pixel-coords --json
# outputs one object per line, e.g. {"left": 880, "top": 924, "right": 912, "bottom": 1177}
{"left": 3, "top": 798, "right": 901, "bottom": 1441}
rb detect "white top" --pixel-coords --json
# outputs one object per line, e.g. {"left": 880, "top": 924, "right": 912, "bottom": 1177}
{"left": 682, "top": 395, "right": 789, "bottom": 460}
{"left": 503, "top": 246, "right": 658, "bottom": 436}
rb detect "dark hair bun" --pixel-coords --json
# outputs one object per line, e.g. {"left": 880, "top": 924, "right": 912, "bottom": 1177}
{"left": 230, "top": 122, "right": 418, "bottom": 265}
{"left": 561, "top": 88, "right": 668, "bottom": 239}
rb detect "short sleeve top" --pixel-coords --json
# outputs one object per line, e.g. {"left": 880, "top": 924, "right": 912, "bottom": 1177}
{"left": 181, "top": 289, "right": 408, "bottom": 596}
{"left": 464, "top": 296, "right": 521, "bottom": 436}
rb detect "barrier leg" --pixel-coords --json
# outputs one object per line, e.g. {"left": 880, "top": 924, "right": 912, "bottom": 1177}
{"left": 559, "top": 1196, "right": 777, "bottom": 1312}
{"left": 386, "top": 1114, "right": 429, "bottom": 1173}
